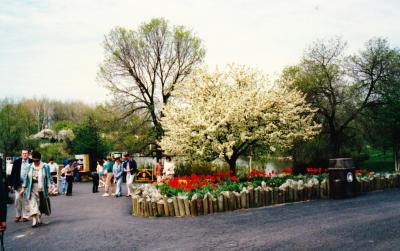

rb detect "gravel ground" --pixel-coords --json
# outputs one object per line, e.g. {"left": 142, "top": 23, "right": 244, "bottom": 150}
{"left": 3, "top": 182, "right": 400, "bottom": 251}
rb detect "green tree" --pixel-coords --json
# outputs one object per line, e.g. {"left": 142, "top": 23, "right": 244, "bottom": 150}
{"left": 98, "top": 18, "right": 206, "bottom": 159}
{"left": 70, "top": 116, "right": 109, "bottom": 171}
{"left": 0, "top": 101, "right": 36, "bottom": 156}
{"left": 283, "top": 37, "right": 395, "bottom": 160}
{"left": 362, "top": 48, "right": 400, "bottom": 170}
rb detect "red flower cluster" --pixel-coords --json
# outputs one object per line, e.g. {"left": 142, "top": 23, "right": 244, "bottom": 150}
{"left": 166, "top": 172, "right": 235, "bottom": 192}
{"left": 281, "top": 167, "right": 293, "bottom": 174}
{"left": 355, "top": 169, "right": 369, "bottom": 174}
{"left": 306, "top": 167, "right": 326, "bottom": 174}
{"left": 247, "top": 169, "right": 267, "bottom": 179}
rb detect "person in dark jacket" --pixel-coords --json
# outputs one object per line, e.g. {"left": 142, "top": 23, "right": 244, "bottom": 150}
{"left": 123, "top": 154, "right": 137, "bottom": 196}
{"left": 0, "top": 166, "right": 7, "bottom": 232}
{"left": 8, "top": 149, "right": 32, "bottom": 222}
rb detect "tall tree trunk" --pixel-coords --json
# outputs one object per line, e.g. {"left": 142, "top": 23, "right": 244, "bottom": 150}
{"left": 225, "top": 155, "right": 239, "bottom": 176}
{"left": 330, "top": 132, "right": 342, "bottom": 158}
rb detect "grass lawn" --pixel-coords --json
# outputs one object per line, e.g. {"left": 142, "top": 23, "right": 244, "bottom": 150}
{"left": 357, "top": 146, "right": 395, "bottom": 172}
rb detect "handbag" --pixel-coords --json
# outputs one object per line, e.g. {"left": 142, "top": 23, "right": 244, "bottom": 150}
{"left": 39, "top": 191, "right": 51, "bottom": 216}
{"left": 7, "top": 189, "right": 15, "bottom": 204}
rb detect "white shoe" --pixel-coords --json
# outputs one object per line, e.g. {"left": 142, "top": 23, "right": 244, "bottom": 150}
{"left": 102, "top": 193, "right": 110, "bottom": 197}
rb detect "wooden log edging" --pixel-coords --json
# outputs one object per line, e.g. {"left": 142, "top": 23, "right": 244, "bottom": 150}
{"left": 130, "top": 174, "right": 400, "bottom": 217}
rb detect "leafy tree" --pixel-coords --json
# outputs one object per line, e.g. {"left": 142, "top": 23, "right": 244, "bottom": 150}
{"left": 283, "top": 37, "right": 396, "bottom": 159}
{"left": 98, "top": 18, "right": 206, "bottom": 159}
{"left": 0, "top": 101, "right": 37, "bottom": 156}
{"left": 362, "top": 48, "right": 400, "bottom": 170}
{"left": 70, "top": 115, "right": 109, "bottom": 171}
{"left": 160, "top": 65, "right": 320, "bottom": 174}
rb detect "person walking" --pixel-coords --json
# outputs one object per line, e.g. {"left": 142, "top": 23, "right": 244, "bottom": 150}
{"left": 8, "top": 149, "right": 32, "bottom": 222}
{"left": 123, "top": 154, "right": 137, "bottom": 196}
{"left": 113, "top": 158, "right": 124, "bottom": 197}
{"left": 20, "top": 151, "right": 52, "bottom": 228}
{"left": 65, "top": 160, "right": 74, "bottom": 196}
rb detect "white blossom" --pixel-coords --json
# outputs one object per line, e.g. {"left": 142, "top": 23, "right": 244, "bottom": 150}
{"left": 160, "top": 65, "right": 321, "bottom": 166}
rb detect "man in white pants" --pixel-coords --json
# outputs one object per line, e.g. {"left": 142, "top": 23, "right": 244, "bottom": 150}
{"left": 123, "top": 154, "right": 137, "bottom": 197}
{"left": 8, "top": 150, "right": 32, "bottom": 222}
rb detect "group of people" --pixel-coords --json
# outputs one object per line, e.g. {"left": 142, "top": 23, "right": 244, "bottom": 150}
{"left": 92, "top": 154, "right": 138, "bottom": 197}
{"left": 92, "top": 155, "right": 176, "bottom": 197}
{"left": 2, "top": 149, "right": 53, "bottom": 229}
{"left": 0, "top": 151, "right": 177, "bottom": 238}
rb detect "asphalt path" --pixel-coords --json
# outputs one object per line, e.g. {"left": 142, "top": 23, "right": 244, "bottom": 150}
{"left": 3, "top": 182, "right": 400, "bottom": 251}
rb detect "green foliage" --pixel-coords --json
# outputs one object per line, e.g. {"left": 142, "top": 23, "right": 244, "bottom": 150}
{"left": 40, "top": 143, "right": 70, "bottom": 163}
{"left": 52, "top": 120, "right": 76, "bottom": 132}
{"left": 70, "top": 115, "right": 109, "bottom": 170}
{"left": 0, "top": 102, "right": 36, "bottom": 156}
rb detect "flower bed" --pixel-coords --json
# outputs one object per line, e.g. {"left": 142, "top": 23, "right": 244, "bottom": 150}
{"left": 129, "top": 169, "right": 400, "bottom": 217}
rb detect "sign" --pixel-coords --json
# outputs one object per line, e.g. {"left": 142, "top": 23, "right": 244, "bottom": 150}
{"left": 135, "top": 169, "right": 155, "bottom": 182}
{"left": 346, "top": 172, "right": 354, "bottom": 183}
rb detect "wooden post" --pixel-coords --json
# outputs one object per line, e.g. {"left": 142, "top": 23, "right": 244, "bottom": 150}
{"left": 177, "top": 196, "right": 186, "bottom": 217}
{"left": 191, "top": 195, "right": 198, "bottom": 217}
{"left": 197, "top": 196, "right": 204, "bottom": 215}
{"left": 240, "top": 190, "right": 247, "bottom": 209}
{"left": 234, "top": 192, "right": 241, "bottom": 209}
{"left": 254, "top": 187, "right": 260, "bottom": 207}
{"left": 172, "top": 197, "right": 180, "bottom": 217}
{"left": 248, "top": 187, "right": 254, "bottom": 207}
{"left": 132, "top": 196, "right": 138, "bottom": 216}
{"left": 203, "top": 195, "right": 209, "bottom": 215}
{"left": 218, "top": 194, "right": 224, "bottom": 212}
{"left": 167, "top": 198, "right": 175, "bottom": 217}
{"left": 212, "top": 197, "right": 218, "bottom": 213}
{"left": 163, "top": 196, "right": 170, "bottom": 217}
{"left": 157, "top": 200, "right": 165, "bottom": 216}
{"left": 184, "top": 197, "right": 191, "bottom": 216}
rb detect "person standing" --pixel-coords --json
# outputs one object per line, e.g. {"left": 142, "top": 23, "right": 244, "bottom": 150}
{"left": 154, "top": 158, "right": 163, "bottom": 183}
{"left": 8, "top": 149, "right": 32, "bottom": 222}
{"left": 48, "top": 159, "right": 58, "bottom": 184}
{"left": 102, "top": 157, "right": 114, "bottom": 197}
{"left": 20, "top": 151, "right": 52, "bottom": 228}
{"left": 91, "top": 162, "right": 100, "bottom": 193}
{"left": 162, "top": 156, "right": 175, "bottom": 178}
{"left": 113, "top": 158, "right": 124, "bottom": 197}
{"left": 0, "top": 165, "right": 7, "bottom": 234}
{"left": 97, "top": 160, "right": 105, "bottom": 188}
{"left": 60, "top": 166, "right": 67, "bottom": 195}
{"left": 65, "top": 160, "right": 74, "bottom": 196}
{"left": 123, "top": 154, "right": 137, "bottom": 197}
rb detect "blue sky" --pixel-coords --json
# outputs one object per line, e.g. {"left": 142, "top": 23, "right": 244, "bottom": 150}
{"left": 0, "top": 0, "right": 399, "bottom": 104}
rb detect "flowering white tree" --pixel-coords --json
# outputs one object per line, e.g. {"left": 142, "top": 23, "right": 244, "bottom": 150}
{"left": 159, "top": 65, "right": 321, "bottom": 174}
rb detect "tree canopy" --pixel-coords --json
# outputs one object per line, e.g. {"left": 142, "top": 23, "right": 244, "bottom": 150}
{"left": 98, "top": 18, "right": 206, "bottom": 158}
{"left": 160, "top": 65, "right": 321, "bottom": 174}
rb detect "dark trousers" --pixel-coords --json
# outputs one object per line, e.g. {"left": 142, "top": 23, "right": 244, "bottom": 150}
{"left": 66, "top": 176, "right": 73, "bottom": 195}
{"left": 92, "top": 173, "right": 99, "bottom": 193}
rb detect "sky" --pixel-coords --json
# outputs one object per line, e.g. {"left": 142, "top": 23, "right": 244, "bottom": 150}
{"left": 0, "top": 0, "right": 399, "bottom": 104}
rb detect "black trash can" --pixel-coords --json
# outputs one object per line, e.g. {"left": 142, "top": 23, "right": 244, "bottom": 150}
{"left": 328, "top": 158, "right": 357, "bottom": 199}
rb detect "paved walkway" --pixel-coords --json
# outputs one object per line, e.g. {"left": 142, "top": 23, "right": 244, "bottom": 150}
{"left": 3, "top": 183, "right": 400, "bottom": 250}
